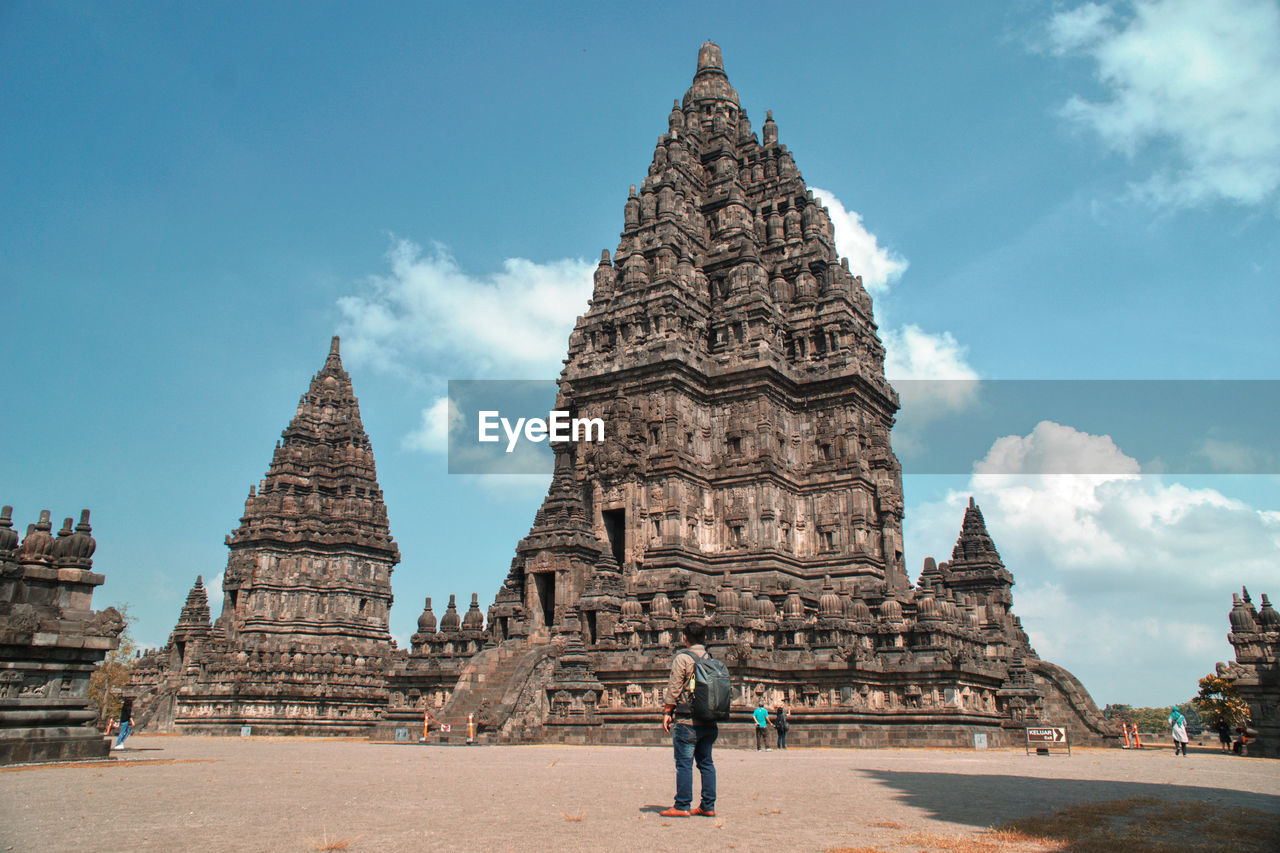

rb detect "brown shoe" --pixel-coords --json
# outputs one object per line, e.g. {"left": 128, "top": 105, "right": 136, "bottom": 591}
{"left": 659, "top": 807, "right": 691, "bottom": 817}
{"left": 690, "top": 806, "right": 716, "bottom": 817}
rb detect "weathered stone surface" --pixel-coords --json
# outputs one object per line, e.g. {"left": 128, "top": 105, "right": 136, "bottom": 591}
{"left": 392, "top": 43, "right": 1115, "bottom": 748}
{"left": 136, "top": 43, "right": 1114, "bottom": 749}
{"left": 130, "top": 338, "right": 399, "bottom": 734}
{"left": 1219, "top": 587, "right": 1279, "bottom": 757}
{"left": 0, "top": 506, "right": 123, "bottom": 764}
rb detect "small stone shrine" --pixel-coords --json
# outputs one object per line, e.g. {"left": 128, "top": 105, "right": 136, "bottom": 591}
{"left": 1220, "top": 587, "right": 1279, "bottom": 757}
{"left": 1, "top": 505, "right": 124, "bottom": 764}
{"left": 130, "top": 338, "right": 399, "bottom": 734}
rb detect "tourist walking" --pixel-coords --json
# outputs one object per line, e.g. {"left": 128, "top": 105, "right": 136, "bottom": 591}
{"left": 773, "top": 702, "right": 789, "bottom": 749}
{"left": 753, "top": 701, "right": 770, "bottom": 750}
{"left": 1216, "top": 719, "right": 1232, "bottom": 753}
{"left": 112, "top": 700, "right": 134, "bottom": 751}
{"left": 1168, "top": 708, "right": 1189, "bottom": 756}
{"left": 660, "top": 621, "right": 717, "bottom": 818}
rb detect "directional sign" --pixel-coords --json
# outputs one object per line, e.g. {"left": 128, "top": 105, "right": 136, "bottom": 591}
{"left": 1025, "top": 726, "right": 1071, "bottom": 755}
{"left": 1026, "top": 727, "right": 1067, "bottom": 743}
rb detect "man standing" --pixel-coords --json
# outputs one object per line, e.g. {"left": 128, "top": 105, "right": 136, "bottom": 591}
{"left": 660, "top": 621, "right": 717, "bottom": 818}
{"left": 753, "top": 701, "right": 770, "bottom": 750}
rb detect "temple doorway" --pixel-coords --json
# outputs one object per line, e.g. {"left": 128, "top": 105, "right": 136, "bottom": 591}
{"left": 534, "top": 571, "right": 556, "bottom": 629}
{"left": 603, "top": 508, "right": 626, "bottom": 567}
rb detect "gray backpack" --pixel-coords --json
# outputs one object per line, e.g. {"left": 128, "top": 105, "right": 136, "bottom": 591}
{"left": 681, "top": 649, "right": 733, "bottom": 722}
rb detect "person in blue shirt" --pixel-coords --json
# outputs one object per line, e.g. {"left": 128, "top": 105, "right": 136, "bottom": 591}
{"left": 753, "top": 701, "right": 770, "bottom": 750}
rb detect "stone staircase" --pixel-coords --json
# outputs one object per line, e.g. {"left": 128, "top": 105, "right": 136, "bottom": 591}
{"left": 430, "top": 640, "right": 554, "bottom": 744}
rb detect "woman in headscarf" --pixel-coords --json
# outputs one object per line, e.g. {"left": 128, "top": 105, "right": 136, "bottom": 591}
{"left": 1168, "top": 707, "right": 1189, "bottom": 756}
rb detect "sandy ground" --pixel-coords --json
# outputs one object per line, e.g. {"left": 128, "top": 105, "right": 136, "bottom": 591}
{"left": 1, "top": 735, "right": 1277, "bottom": 852}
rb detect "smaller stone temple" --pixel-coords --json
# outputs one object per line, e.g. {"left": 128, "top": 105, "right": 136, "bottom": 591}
{"left": 1220, "top": 587, "right": 1279, "bottom": 757}
{"left": 0, "top": 505, "right": 123, "bottom": 764}
{"left": 129, "top": 338, "right": 400, "bottom": 734}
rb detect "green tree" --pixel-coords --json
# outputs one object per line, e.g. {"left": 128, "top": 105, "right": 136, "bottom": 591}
{"left": 1193, "top": 673, "right": 1250, "bottom": 732}
{"left": 1103, "top": 704, "right": 1132, "bottom": 724}
{"left": 1128, "top": 706, "right": 1173, "bottom": 733}
{"left": 88, "top": 604, "right": 136, "bottom": 722}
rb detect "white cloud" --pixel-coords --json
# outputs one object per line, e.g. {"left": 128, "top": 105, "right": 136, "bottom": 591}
{"left": 1045, "top": 0, "right": 1280, "bottom": 208}
{"left": 401, "top": 396, "right": 458, "bottom": 455}
{"left": 339, "top": 240, "right": 594, "bottom": 458}
{"left": 1197, "top": 438, "right": 1277, "bottom": 474}
{"left": 206, "top": 572, "right": 224, "bottom": 621}
{"left": 1046, "top": 2, "right": 1116, "bottom": 54}
{"left": 813, "top": 192, "right": 979, "bottom": 452}
{"left": 814, "top": 190, "right": 977, "bottom": 385}
{"left": 811, "top": 187, "right": 908, "bottom": 295}
{"left": 882, "top": 326, "right": 980, "bottom": 453}
{"left": 906, "top": 420, "right": 1280, "bottom": 706}
{"left": 883, "top": 325, "right": 978, "bottom": 382}
{"left": 337, "top": 239, "right": 595, "bottom": 381}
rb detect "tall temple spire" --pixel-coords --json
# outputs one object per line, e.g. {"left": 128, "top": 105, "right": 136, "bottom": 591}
{"left": 218, "top": 339, "right": 398, "bottom": 647}
{"left": 505, "top": 40, "right": 906, "bottom": 639}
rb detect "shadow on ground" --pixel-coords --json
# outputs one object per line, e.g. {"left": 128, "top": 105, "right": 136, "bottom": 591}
{"left": 859, "top": 769, "right": 1280, "bottom": 829}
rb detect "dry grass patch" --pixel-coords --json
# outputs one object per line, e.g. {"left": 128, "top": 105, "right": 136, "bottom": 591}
{"left": 830, "top": 798, "right": 1278, "bottom": 853}
{"left": 999, "top": 797, "right": 1280, "bottom": 852}
{"left": 308, "top": 833, "right": 360, "bottom": 851}
{"left": 560, "top": 811, "right": 585, "bottom": 822}
{"left": 897, "top": 831, "right": 1061, "bottom": 852}
{"left": 865, "top": 820, "right": 903, "bottom": 829}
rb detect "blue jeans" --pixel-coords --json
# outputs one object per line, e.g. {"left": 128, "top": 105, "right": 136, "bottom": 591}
{"left": 672, "top": 721, "right": 717, "bottom": 811}
{"left": 776, "top": 727, "right": 787, "bottom": 749}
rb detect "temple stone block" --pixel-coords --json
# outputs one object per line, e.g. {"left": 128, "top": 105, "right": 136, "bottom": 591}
{"left": 1, "top": 507, "right": 124, "bottom": 764}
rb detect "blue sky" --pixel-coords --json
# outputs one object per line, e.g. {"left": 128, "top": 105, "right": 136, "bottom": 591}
{"left": 3, "top": 1, "right": 1277, "bottom": 707}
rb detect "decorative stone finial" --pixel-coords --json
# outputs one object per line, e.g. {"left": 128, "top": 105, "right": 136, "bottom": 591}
{"left": 696, "top": 41, "right": 724, "bottom": 73}
{"left": 0, "top": 505, "right": 16, "bottom": 554}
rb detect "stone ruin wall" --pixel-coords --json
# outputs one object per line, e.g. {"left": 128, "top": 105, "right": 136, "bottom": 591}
{"left": 0, "top": 506, "right": 123, "bottom": 764}
{"left": 1221, "top": 589, "right": 1279, "bottom": 757}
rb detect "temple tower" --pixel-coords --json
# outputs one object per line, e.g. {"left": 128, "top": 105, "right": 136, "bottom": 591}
{"left": 218, "top": 335, "right": 398, "bottom": 652}
{"left": 132, "top": 338, "right": 400, "bottom": 734}
{"left": 436, "top": 43, "right": 1115, "bottom": 749}
{"left": 499, "top": 41, "right": 907, "bottom": 639}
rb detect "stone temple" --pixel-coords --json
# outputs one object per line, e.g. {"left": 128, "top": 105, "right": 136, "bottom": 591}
{"left": 134, "top": 43, "right": 1114, "bottom": 747}
{"left": 1221, "top": 587, "right": 1279, "bottom": 757}
{"left": 1, "top": 506, "right": 124, "bottom": 763}
{"left": 130, "top": 338, "right": 399, "bottom": 734}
